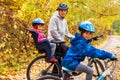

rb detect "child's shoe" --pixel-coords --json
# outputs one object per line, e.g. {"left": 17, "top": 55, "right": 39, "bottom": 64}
{"left": 49, "top": 58, "right": 57, "bottom": 63}
{"left": 45, "top": 57, "right": 57, "bottom": 63}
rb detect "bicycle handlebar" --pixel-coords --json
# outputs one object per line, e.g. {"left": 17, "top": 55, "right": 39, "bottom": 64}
{"left": 25, "top": 28, "right": 36, "bottom": 32}
{"left": 88, "top": 34, "right": 103, "bottom": 43}
{"left": 104, "top": 58, "right": 118, "bottom": 63}
{"left": 25, "top": 28, "right": 32, "bottom": 31}
{"left": 51, "top": 34, "right": 103, "bottom": 44}
{"left": 92, "top": 34, "right": 103, "bottom": 40}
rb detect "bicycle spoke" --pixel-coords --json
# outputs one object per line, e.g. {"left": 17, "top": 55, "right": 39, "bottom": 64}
{"left": 37, "top": 75, "right": 60, "bottom": 80}
{"left": 104, "top": 60, "right": 117, "bottom": 80}
{"left": 27, "top": 56, "right": 61, "bottom": 80}
{"left": 29, "top": 58, "right": 52, "bottom": 79}
{"left": 88, "top": 59, "right": 105, "bottom": 78}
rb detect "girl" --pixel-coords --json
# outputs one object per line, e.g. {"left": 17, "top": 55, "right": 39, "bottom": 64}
{"left": 30, "top": 18, "right": 57, "bottom": 63}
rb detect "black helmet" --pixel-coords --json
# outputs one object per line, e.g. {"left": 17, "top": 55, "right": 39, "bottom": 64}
{"left": 57, "top": 3, "right": 68, "bottom": 10}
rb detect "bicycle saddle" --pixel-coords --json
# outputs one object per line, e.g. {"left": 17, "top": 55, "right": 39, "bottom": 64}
{"left": 51, "top": 40, "right": 65, "bottom": 44}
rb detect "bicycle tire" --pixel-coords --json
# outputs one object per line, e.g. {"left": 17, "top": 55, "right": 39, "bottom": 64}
{"left": 88, "top": 59, "right": 105, "bottom": 78}
{"left": 104, "top": 60, "right": 117, "bottom": 80}
{"left": 26, "top": 56, "right": 61, "bottom": 80}
{"left": 37, "top": 75, "right": 61, "bottom": 80}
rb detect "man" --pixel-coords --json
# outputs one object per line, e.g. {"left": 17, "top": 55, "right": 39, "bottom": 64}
{"left": 48, "top": 3, "right": 74, "bottom": 55}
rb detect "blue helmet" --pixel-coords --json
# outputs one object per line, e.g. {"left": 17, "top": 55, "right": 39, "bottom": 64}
{"left": 78, "top": 21, "right": 95, "bottom": 32}
{"left": 32, "top": 18, "right": 45, "bottom": 25}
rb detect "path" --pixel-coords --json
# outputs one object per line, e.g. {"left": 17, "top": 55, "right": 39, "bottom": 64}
{"left": 100, "top": 35, "right": 120, "bottom": 80}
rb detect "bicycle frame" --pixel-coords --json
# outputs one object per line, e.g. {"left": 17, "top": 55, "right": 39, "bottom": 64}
{"left": 62, "top": 58, "right": 116, "bottom": 80}
{"left": 96, "top": 68, "right": 111, "bottom": 80}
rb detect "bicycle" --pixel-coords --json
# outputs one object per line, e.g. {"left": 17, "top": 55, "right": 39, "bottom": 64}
{"left": 37, "top": 58, "right": 117, "bottom": 80}
{"left": 25, "top": 28, "right": 105, "bottom": 80}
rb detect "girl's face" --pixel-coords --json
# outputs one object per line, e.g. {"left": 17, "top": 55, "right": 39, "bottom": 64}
{"left": 59, "top": 9, "right": 67, "bottom": 18}
{"left": 34, "top": 24, "right": 43, "bottom": 30}
{"left": 82, "top": 31, "right": 93, "bottom": 40}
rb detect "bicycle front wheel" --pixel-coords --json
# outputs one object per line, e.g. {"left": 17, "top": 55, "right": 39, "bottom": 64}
{"left": 88, "top": 58, "right": 105, "bottom": 78}
{"left": 26, "top": 56, "right": 61, "bottom": 80}
{"left": 37, "top": 75, "right": 61, "bottom": 80}
{"left": 104, "top": 60, "right": 117, "bottom": 80}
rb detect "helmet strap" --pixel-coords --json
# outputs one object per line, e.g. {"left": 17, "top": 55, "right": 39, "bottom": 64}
{"left": 78, "top": 27, "right": 86, "bottom": 35}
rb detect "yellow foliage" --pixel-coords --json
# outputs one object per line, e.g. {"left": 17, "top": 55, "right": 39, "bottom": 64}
{"left": 0, "top": 0, "right": 120, "bottom": 76}
{"left": 0, "top": 42, "right": 5, "bottom": 49}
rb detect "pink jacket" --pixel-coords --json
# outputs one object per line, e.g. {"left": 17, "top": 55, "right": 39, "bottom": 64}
{"left": 31, "top": 28, "right": 46, "bottom": 43}
{"left": 37, "top": 32, "right": 46, "bottom": 42}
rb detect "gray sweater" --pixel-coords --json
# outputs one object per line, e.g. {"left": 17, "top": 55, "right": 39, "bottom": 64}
{"left": 48, "top": 11, "right": 74, "bottom": 41}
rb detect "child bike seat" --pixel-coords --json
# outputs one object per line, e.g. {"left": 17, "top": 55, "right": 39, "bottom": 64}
{"left": 25, "top": 28, "right": 46, "bottom": 53}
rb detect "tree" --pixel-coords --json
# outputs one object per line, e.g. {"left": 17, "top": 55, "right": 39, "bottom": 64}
{"left": 0, "top": 0, "right": 119, "bottom": 75}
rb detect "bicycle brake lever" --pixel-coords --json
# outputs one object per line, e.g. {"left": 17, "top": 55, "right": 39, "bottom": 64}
{"left": 88, "top": 34, "right": 103, "bottom": 42}
{"left": 92, "top": 34, "right": 103, "bottom": 40}
{"left": 104, "top": 58, "right": 111, "bottom": 63}
{"left": 104, "top": 58, "right": 118, "bottom": 62}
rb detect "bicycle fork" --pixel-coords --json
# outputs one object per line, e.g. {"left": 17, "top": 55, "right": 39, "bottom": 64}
{"left": 96, "top": 68, "right": 112, "bottom": 80}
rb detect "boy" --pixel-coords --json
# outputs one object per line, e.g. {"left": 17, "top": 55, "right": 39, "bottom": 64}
{"left": 62, "top": 21, "right": 117, "bottom": 80}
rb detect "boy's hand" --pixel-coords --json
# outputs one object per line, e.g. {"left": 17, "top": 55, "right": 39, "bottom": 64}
{"left": 111, "top": 54, "right": 117, "bottom": 60}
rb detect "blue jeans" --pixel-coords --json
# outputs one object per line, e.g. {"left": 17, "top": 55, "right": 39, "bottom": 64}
{"left": 36, "top": 39, "right": 53, "bottom": 60}
{"left": 75, "top": 63, "right": 93, "bottom": 80}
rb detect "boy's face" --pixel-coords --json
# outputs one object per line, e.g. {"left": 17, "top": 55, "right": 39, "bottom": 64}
{"left": 82, "top": 31, "right": 93, "bottom": 40}
{"left": 59, "top": 9, "right": 67, "bottom": 18}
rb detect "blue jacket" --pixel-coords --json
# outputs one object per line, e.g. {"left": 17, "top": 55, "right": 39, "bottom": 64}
{"left": 62, "top": 33, "right": 113, "bottom": 70}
